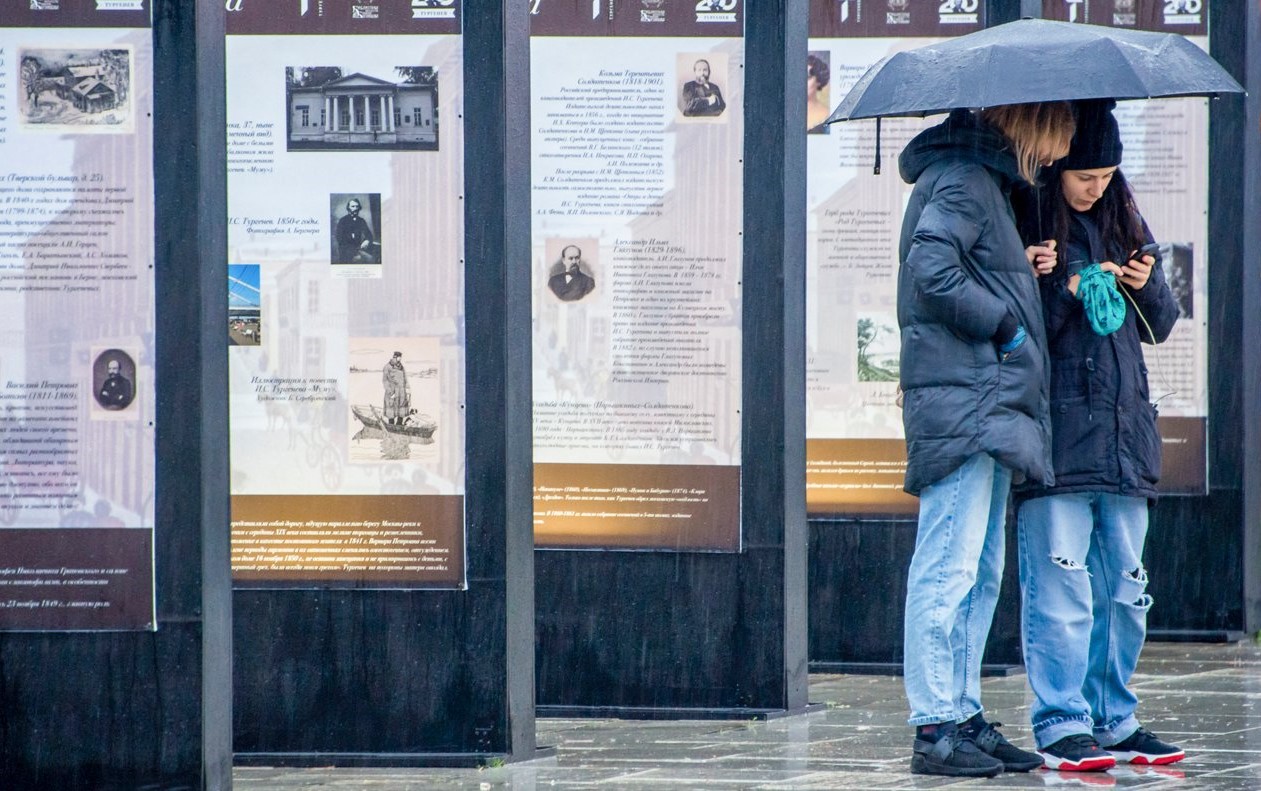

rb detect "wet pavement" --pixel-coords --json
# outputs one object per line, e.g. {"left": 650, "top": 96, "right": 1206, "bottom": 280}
{"left": 236, "top": 640, "right": 1261, "bottom": 789}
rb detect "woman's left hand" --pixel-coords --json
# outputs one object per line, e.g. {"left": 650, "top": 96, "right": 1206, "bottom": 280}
{"left": 1118, "top": 254, "right": 1154, "bottom": 290}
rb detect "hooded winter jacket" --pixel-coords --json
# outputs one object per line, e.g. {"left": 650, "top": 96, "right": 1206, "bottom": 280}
{"left": 1017, "top": 206, "right": 1180, "bottom": 500}
{"left": 897, "top": 109, "right": 1054, "bottom": 495}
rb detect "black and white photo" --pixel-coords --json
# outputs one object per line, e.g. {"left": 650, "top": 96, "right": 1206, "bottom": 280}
{"left": 92, "top": 348, "right": 137, "bottom": 414}
{"left": 19, "top": 47, "right": 134, "bottom": 132}
{"left": 285, "top": 65, "right": 439, "bottom": 151}
{"left": 676, "top": 52, "right": 728, "bottom": 123}
{"left": 330, "top": 193, "right": 383, "bottom": 266}
{"left": 545, "top": 238, "right": 598, "bottom": 303}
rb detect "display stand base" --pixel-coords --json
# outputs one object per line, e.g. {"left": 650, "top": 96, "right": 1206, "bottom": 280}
{"left": 536, "top": 703, "right": 826, "bottom": 721}
{"left": 809, "top": 662, "right": 1025, "bottom": 678}
{"left": 1148, "top": 630, "right": 1248, "bottom": 643}
{"left": 234, "top": 746, "right": 557, "bottom": 769}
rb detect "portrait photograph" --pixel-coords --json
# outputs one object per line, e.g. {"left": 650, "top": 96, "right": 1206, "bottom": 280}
{"left": 329, "top": 193, "right": 383, "bottom": 266}
{"left": 19, "top": 47, "right": 134, "bottom": 133}
{"left": 676, "top": 51, "right": 729, "bottom": 124}
{"left": 91, "top": 348, "right": 139, "bottom": 418}
{"left": 544, "top": 238, "right": 599, "bottom": 303}
{"left": 285, "top": 65, "right": 439, "bottom": 152}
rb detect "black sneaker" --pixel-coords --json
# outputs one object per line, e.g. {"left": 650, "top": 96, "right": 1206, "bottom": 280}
{"left": 1039, "top": 733, "right": 1117, "bottom": 772}
{"left": 966, "top": 718, "right": 1045, "bottom": 772}
{"left": 1105, "top": 727, "right": 1185, "bottom": 765}
{"left": 911, "top": 722, "right": 1004, "bottom": 778}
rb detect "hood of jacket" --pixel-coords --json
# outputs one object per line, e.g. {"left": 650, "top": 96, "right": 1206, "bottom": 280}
{"left": 899, "top": 108, "right": 1022, "bottom": 187}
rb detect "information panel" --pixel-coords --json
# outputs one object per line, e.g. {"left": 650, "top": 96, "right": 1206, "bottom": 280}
{"left": 530, "top": 1, "right": 744, "bottom": 551}
{"left": 225, "top": 1, "right": 466, "bottom": 587}
{"left": 805, "top": 2, "right": 982, "bottom": 515}
{"left": 805, "top": 1, "right": 1212, "bottom": 515}
{"left": 0, "top": 1, "right": 156, "bottom": 630}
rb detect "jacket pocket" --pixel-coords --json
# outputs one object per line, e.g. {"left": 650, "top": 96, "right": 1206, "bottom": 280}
{"left": 1135, "top": 401, "right": 1163, "bottom": 487}
{"left": 1050, "top": 395, "right": 1110, "bottom": 478}
{"left": 995, "top": 336, "right": 1043, "bottom": 417}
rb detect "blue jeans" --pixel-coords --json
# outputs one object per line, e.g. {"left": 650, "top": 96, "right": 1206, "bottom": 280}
{"left": 1017, "top": 493, "right": 1151, "bottom": 748}
{"left": 904, "top": 453, "right": 1012, "bottom": 726}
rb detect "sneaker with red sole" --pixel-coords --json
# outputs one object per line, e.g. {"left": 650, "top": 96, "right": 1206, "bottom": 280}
{"left": 1105, "top": 728, "right": 1185, "bottom": 765}
{"left": 1039, "top": 733, "right": 1117, "bottom": 772}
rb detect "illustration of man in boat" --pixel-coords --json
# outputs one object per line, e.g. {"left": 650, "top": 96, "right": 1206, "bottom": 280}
{"left": 382, "top": 351, "right": 409, "bottom": 425}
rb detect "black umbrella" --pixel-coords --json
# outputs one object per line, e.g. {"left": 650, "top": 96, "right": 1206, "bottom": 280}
{"left": 826, "top": 18, "right": 1243, "bottom": 124}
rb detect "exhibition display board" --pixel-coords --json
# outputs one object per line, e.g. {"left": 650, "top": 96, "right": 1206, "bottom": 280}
{"left": 225, "top": 1, "right": 467, "bottom": 588}
{"left": 533, "top": 1, "right": 811, "bottom": 717}
{"left": 531, "top": 0, "right": 744, "bottom": 551}
{"left": 804, "top": 1, "right": 983, "bottom": 516}
{"left": 228, "top": 0, "right": 539, "bottom": 765}
{"left": 0, "top": 0, "right": 156, "bottom": 629}
{"left": 0, "top": 1, "right": 232, "bottom": 785}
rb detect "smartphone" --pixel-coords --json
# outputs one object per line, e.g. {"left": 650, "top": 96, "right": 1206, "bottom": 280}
{"left": 1134, "top": 242, "right": 1161, "bottom": 264}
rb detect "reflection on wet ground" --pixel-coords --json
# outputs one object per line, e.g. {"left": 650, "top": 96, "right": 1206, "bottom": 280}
{"left": 237, "top": 641, "right": 1261, "bottom": 789}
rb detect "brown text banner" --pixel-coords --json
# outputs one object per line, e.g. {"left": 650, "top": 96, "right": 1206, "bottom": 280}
{"left": 534, "top": 463, "right": 739, "bottom": 550}
{"left": 231, "top": 494, "right": 464, "bottom": 587}
{"left": 0, "top": 529, "right": 152, "bottom": 630}
{"left": 806, "top": 438, "right": 917, "bottom": 516}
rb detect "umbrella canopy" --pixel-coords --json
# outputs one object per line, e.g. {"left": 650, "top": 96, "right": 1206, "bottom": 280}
{"left": 826, "top": 18, "right": 1244, "bottom": 124}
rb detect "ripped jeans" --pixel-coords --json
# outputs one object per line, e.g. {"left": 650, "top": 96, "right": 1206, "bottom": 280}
{"left": 1017, "top": 493, "right": 1152, "bottom": 749}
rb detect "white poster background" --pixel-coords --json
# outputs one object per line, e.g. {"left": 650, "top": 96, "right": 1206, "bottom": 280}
{"left": 226, "top": 35, "right": 465, "bottom": 498}
{"left": 0, "top": 27, "right": 156, "bottom": 528}
{"left": 530, "top": 35, "right": 744, "bottom": 468}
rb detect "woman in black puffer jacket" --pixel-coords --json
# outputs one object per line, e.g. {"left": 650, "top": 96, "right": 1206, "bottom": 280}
{"left": 1014, "top": 100, "right": 1182, "bottom": 773}
{"left": 897, "top": 102, "right": 1075, "bottom": 780}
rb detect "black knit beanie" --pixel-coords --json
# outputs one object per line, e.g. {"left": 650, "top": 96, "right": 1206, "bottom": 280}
{"left": 1061, "top": 99, "right": 1123, "bottom": 170}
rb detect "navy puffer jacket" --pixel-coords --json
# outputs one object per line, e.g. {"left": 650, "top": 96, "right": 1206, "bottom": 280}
{"left": 1018, "top": 209, "right": 1179, "bottom": 500}
{"left": 897, "top": 109, "right": 1053, "bottom": 495}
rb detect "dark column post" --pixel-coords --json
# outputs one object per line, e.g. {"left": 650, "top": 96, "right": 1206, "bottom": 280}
{"left": 191, "top": 0, "right": 234, "bottom": 785}
{"left": 1237, "top": 0, "right": 1261, "bottom": 633}
{"left": 464, "top": 0, "right": 539, "bottom": 759}
{"left": 742, "top": 0, "right": 810, "bottom": 712}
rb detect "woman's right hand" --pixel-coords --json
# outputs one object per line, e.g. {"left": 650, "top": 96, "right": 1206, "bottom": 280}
{"left": 1068, "top": 261, "right": 1122, "bottom": 297}
{"left": 1025, "top": 239, "right": 1058, "bottom": 277}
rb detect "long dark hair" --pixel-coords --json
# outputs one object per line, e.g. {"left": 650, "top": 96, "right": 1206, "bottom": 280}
{"left": 1036, "top": 164, "right": 1147, "bottom": 265}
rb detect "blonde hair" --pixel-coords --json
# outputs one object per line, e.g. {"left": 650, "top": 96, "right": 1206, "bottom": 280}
{"left": 981, "top": 102, "right": 1075, "bottom": 184}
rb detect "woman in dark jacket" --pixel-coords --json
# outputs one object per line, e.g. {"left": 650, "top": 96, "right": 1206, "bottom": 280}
{"left": 1015, "top": 100, "right": 1182, "bottom": 772}
{"left": 897, "top": 101, "right": 1075, "bottom": 779}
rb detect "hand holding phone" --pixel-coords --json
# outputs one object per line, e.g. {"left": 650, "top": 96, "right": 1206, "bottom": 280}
{"left": 1134, "top": 242, "right": 1161, "bottom": 264}
{"left": 1121, "top": 243, "right": 1160, "bottom": 290}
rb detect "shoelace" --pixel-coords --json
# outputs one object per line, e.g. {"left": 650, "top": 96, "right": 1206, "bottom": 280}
{"left": 1060, "top": 733, "right": 1105, "bottom": 752}
{"left": 972, "top": 722, "right": 1007, "bottom": 752}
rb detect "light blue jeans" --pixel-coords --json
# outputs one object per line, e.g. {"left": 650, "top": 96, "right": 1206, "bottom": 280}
{"left": 904, "top": 453, "right": 1012, "bottom": 726}
{"left": 1017, "top": 493, "right": 1151, "bottom": 749}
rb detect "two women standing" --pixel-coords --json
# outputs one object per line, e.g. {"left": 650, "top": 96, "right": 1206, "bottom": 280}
{"left": 895, "top": 98, "right": 1183, "bottom": 776}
